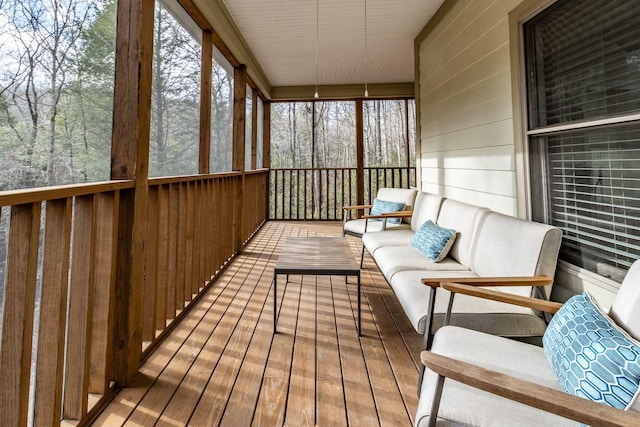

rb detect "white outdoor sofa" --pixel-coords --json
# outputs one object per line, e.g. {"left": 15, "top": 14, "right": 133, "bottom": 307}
{"left": 361, "top": 191, "right": 563, "bottom": 343}
{"left": 416, "top": 259, "right": 640, "bottom": 426}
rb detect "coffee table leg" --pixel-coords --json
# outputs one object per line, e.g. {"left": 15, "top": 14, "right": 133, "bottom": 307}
{"left": 273, "top": 274, "right": 277, "bottom": 333}
{"left": 357, "top": 273, "right": 361, "bottom": 336}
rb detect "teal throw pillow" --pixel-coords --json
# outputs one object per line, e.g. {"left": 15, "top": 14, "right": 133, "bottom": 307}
{"left": 369, "top": 198, "right": 406, "bottom": 225}
{"left": 543, "top": 292, "right": 640, "bottom": 410}
{"left": 410, "top": 220, "right": 457, "bottom": 262}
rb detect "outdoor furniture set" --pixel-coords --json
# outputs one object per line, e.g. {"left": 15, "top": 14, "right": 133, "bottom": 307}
{"left": 344, "top": 188, "right": 640, "bottom": 425}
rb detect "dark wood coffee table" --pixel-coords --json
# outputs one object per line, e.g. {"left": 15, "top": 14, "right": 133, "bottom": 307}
{"left": 273, "top": 236, "right": 362, "bottom": 336}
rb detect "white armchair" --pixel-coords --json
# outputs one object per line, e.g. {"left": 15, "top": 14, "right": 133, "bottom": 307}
{"left": 342, "top": 187, "right": 417, "bottom": 237}
{"left": 416, "top": 260, "right": 640, "bottom": 426}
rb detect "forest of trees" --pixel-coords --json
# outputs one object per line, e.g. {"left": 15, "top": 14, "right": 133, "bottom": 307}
{"left": 0, "top": 0, "right": 235, "bottom": 191}
{"left": 0, "top": 0, "right": 115, "bottom": 190}
{"left": 270, "top": 99, "right": 415, "bottom": 169}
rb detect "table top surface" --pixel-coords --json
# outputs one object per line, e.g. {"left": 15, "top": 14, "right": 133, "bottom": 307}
{"left": 274, "top": 236, "right": 360, "bottom": 274}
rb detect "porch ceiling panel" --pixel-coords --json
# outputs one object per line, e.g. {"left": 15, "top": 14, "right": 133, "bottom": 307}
{"left": 212, "top": 0, "right": 445, "bottom": 88}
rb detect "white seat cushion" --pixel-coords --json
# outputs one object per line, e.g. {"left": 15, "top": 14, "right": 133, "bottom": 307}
{"left": 390, "top": 270, "right": 547, "bottom": 335}
{"left": 373, "top": 246, "right": 468, "bottom": 280}
{"left": 362, "top": 229, "right": 415, "bottom": 255}
{"left": 343, "top": 218, "right": 410, "bottom": 236}
{"left": 417, "top": 326, "right": 577, "bottom": 427}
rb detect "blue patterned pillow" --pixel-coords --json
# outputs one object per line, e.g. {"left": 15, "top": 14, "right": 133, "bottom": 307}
{"left": 369, "top": 198, "right": 406, "bottom": 225}
{"left": 410, "top": 220, "right": 457, "bottom": 262}
{"left": 543, "top": 292, "right": 640, "bottom": 410}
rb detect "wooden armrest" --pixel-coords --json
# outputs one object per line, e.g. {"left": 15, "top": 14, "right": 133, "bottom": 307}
{"left": 363, "top": 210, "right": 414, "bottom": 220}
{"left": 420, "top": 352, "right": 640, "bottom": 427}
{"left": 440, "top": 282, "right": 563, "bottom": 314}
{"left": 421, "top": 276, "right": 553, "bottom": 289}
{"left": 343, "top": 204, "right": 372, "bottom": 211}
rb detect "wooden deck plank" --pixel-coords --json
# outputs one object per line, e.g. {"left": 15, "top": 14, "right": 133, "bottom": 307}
{"left": 92, "top": 222, "right": 417, "bottom": 427}
{"left": 283, "top": 273, "right": 317, "bottom": 427}
{"left": 127, "top": 224, "right": 277, "bottom": 426}
{"left": 164, "top": 231, "right": 278, "bottom": 425}
{"left": 315, "top": 276, "right": 348, "bottom": 426}
{"left": 91, "top": 239, "right": 256, "bottom": 425}
{"left": 331, "top": 277, "right": 381, "bottom": 427}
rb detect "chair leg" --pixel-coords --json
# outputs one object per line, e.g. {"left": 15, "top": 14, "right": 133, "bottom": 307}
{"left": 360, "top": 244, "right": 366, "bottom": 268}
{"left": 417, "top": 288, "right": 438, "bottom": 396}
{"left": 427, "top": 374, "right": 446, "bottom": 427}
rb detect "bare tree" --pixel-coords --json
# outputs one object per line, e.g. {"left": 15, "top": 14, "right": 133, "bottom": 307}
{"left": 0, "top": 0, "right": 97, "bottom": 189}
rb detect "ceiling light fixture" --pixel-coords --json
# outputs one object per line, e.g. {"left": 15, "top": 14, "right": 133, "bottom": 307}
{"left": 364, "top": 0, "right": 369, "bottom": 98}
{"left": 314, "top": 0, "right": 319, "bottom": 99}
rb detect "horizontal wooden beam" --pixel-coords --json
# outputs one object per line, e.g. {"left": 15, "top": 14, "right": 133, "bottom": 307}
{"left": 271, "top": 83, "right": 415, "bottom": 101}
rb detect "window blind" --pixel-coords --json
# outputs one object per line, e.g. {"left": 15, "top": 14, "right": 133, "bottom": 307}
{"left": 536, "top": 126, "right": 640, "bottom": 280}
{"left": 525, "top": 0, "right": 640, "bottom": 281}
{"left": 526, "top": 0, "right": 640, "bottom": 128}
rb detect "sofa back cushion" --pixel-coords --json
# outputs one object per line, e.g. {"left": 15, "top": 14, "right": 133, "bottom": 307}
{"left": 410, "top": 192, "right": 444, "bottom": 232}
{"left": 375, "top": 188, "right": 417, "bottom": 224}
{"left": 369, "top": 199, "right": 406, "bottom": 224}
{"left": 469, "top": 211, "right": 562, "bottom": 298}
{"left": 610, "top": 260, "right": 640, "bottom": 341}
{"left": 435, "top": 199, "right": 489, "bottom": 268}
{"left": 543, "top": 291, "right": 640, "bottom": 410}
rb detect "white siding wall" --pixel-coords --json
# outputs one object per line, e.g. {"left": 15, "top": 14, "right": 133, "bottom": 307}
{"left": 416, "top": 0, "right": 620, "bottom": 305}
{"left": 417, "top": 0, "right": 522, "bottom": 215}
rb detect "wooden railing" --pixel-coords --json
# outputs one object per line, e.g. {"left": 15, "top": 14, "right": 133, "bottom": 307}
{"left": 0, "top": 170, "right": 269, "bottom": 426}
{"left": 269, "top": 166, "right": 416, "bottom": 220}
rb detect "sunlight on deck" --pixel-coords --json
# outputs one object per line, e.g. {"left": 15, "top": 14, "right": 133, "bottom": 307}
{"left": 92, "top": 221, "right": 423, "bottom": 426}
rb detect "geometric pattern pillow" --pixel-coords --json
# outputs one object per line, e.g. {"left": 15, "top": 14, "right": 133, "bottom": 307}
{"left": 543, "top": 292, "right": 640, "bottom": 410}
{"left": 369, "top": 198, "right": 406, "bottom": 225}
{"left": 410, "top": 220, "right": 457, "bottom": 262}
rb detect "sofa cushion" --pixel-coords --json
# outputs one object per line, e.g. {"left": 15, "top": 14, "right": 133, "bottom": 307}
{"left": 362, "top": 229, "right": 415, "bottom": 256}
{"left": 543, "top": 292, "right": 640, "bottom": 410}
{"left": 469, "top": 211, "right": 561, "bottom": 299}
{"left": 410, "top": 192, "right": 445, "bottom": 232}
{"left": 390, "top": 270, "right": 547, "bottom": 335}
{"left": 369, "top": 198, "right": 406, "bottom": 224}
{"left": 375, "top": 187, "right": 417, "bottom": 224}
{"left": 417, "top": 326, "right": 576, "bottom": 427}
{"left": 610, "top": 260, "right": 640, "bottom": 341}
{"left": 343, "top": 218, "right": 410, "bottom": 236}
{"left": 435, "top": 199, "right": 489, "bottom": 267}
{"left": 411, "top": 220, "right": 457, "bottom": 262}
{"left": 373, "top": 246, "right": 469, "bottom": 281}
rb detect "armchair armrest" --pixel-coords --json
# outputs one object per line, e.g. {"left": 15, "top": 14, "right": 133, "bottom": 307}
{"left": 421, "top": 276, "right": 554, "bottom": 288}
{"left": 440, "top": 282, "right": 563, "bottom": 314}
{"left": 343, "top": 204, "right": 372, "bottom": 211}
{"left": 362, "top": 210, "right": 414, "bottom": 220}
{"left": 421, "top": 351, "right": 640, "bottom": 427}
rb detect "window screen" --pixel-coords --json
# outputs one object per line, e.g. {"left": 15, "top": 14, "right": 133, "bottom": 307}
{"left": 525, "top": 0, "right": 640, "bottom": 282}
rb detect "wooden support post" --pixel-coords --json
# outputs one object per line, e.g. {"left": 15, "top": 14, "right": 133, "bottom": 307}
{"left": 355, "top": 99, "right": 365, "bottom": 211}
{"left": 263, "top": 101, "right": 271, "bottom": 218}
{"left": 251, "top": 89, "right": 258, "bottom": 170}
{"left": 232, "top": 65, "right": 247, "bottom": 172}
{"left": 110, "top": 0, "right": 154, "bottom": 385}
{"left": 232, "top": 65, "right": 247, "bottom": 251}
{"left": 199, "top": 30, "right": 213, "bottom": 174}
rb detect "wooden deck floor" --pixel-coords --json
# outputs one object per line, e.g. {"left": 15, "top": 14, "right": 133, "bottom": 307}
{"left": 92, "top": 221, "right": 424, "bottom": 427}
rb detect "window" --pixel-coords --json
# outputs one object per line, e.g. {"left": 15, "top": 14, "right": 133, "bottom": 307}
{"left": 256, "top": 97, "right": 264, "bottom": 169}
{"left": 149, "top": 0, "right": 201, "bottom": 177}
{"left": 210, "top": 46, "right": 234, "bottom": 173}
{"left": 245, "top": 85, "right": 253, "bottom": 170}
{"left": 525, "top": 0, "right": 640, "bottom": 281}
{"left": 0, "top": 0, "right": 116, "bottom": 189}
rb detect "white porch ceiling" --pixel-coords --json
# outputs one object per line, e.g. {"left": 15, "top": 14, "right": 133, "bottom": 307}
{"left": 211, "top": 0, "right": 445, "bottom": 88}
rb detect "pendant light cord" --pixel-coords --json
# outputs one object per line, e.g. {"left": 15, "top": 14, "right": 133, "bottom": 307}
{"left": 314, "top": 0, "right": 319, "bottom": 98}
{"left": 364, "top": 0, "right": 369, "bottom": 97}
